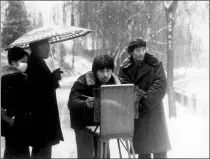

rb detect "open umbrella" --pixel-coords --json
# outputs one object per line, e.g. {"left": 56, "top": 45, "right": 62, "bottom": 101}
{"left": 7, "top": 25, "right": 92, "bottom": 49}
{"left": 7, "top": 25, "right": 91, "bottom": 70}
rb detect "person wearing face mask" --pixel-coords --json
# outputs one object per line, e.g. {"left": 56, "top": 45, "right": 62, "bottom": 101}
{"left": 118, "top": 37, "right": 171, "bottom": 158}
{"left": 68, "top": 55, "right": 120, "bottom": 158}
{"left": 25, "top": 39, "right": 64, "bottom": 159}
{"left": 1, "top": 46, "right": 31, "bottom": 159}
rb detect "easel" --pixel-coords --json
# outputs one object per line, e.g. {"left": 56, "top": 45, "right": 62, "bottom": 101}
{"left": 91, "top": 84, "right": 136, "bottom": 158}
{"left": 85, "top": 126, "right": 136, "bottom": 158}
{"left": 98, "top": 135, "right": 136, "bottom": 158}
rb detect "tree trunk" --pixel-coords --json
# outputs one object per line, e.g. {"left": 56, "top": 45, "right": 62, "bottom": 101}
{"left": 71, "top": 4, "right": 75, "bottom": 68}
{"left": 164, "top": 1, "right": 178, "bottom": 118}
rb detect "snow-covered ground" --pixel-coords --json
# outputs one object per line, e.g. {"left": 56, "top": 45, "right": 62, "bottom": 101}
{"left": 163, "top": 97, "right": 209, "bottom": 158}
{"left": 108, "top": 96, "right": 209, "bottom": 158}
{"left": 174, "top": 67, "right": 209, "bottom": 100}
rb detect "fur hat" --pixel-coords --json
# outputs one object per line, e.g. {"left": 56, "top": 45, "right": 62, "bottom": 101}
{"left": 127, "top": 37, "right": 146, "bottom": 54}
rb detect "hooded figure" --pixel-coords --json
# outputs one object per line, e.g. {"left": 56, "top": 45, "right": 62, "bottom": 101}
{"left": 1, "top": 47, "right": 31, "bottom": 159}
{"left": 68, "top": 55, "right": 120, "bottom": 158}
{"left": 118, "top": 37, "right": 171, "bottom": 158}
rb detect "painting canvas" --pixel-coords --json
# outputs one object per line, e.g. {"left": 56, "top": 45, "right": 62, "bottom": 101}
{"left": 100, "top": 84, "right": 135, "bottom": 139}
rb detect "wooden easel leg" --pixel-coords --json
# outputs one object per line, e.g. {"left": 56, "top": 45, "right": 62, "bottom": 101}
{"left": 120, "top": 139, "right": 128, "bottom": 151}
{"left": 125, "top": 140, "right": 131, "bottom": 158}
{"left": 100, "top": 142, "right": 104, "bottom": 158}
{"left": 97, "top": 139, "right": 100, "bottom": 158}
{"left": 117, "top": 139, "right": 122, "bottom": 158}
{"left": 129, "top": 139, "right": 136, "bottom": 159}
{"left": 104, "top": 142, "right": 108, "bottom": 158}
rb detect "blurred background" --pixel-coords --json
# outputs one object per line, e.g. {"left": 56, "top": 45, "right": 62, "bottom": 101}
{"left": 1, "top": 1, "right": 209, "bottom": 73}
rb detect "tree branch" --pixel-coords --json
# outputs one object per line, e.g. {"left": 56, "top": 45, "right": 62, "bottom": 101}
{"left": 114, "top": 40, "right": 127, "bottom": 66}
{"left": 151, "top": 26, "right": 167, "bottom": 37}
{"left": 164, "top": 1, "right": 173, "bottom": 9}
{"left": 127, "top": 1, "right": 144, "bottom": 7}
{"left": 98, "top": 28, "right": 104, "bottom": 37}
{"left": 150, "top": 47, "right": 165, "bottom": 55}
{"left": 152, "top": 39, "right": 177, "bottom": 45}
{"left": 96, "top": 3, "right": 106, "bottom": 14}
{"left": 156, "top": 26, "right": 167, "bottom": 35}
{"left": 128, "top": 13, "right": 141, "bottom": 20}
{"left": 1, "top": 1, "right": 7, "bottom": 9}
{"left": 152, "top": 40, "right": 167, "bottom": 45}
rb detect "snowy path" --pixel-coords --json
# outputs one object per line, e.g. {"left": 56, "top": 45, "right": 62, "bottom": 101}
{"left": 165, "top": 100, "right": 209, "bottom": 158}
{"left": 1, "top": 86, "right": 209, "bottom": 158}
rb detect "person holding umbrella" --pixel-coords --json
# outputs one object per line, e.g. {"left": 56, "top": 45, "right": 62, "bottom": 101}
{"left": 7, "top": 25, "right": 92, "bottom": 158}
{"left": 26, "top": 39, "right": 64, "bottom": 159}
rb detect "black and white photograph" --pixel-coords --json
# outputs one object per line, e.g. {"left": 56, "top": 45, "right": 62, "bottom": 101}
{"left": 1, "top": 1, "right": 209, "bottom": 158}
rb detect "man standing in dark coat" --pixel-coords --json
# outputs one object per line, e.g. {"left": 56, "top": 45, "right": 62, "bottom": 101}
{"left": 118, "top": 37, "right": 171, "bottom": 158}
{"left": 68, "top": 55, "right": 120, "bottom": 158}
{"left": 26, "top": 39, "right": 64, "bottom": 159}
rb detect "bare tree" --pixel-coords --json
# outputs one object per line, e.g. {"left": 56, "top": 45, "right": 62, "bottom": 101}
{"left": 1, "top": 1, "right": 8, "bottom": 31}
{"left": 164, "top": 0, "right": 178, "bottom": 118}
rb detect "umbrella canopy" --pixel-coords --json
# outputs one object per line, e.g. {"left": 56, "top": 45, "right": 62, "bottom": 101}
{"left": 7, "top": 25, "right": 92, "bottom": 49}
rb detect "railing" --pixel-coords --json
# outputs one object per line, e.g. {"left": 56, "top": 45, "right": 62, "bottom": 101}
{"left": 174, "top": 89, "right": 209, "bottom": 115}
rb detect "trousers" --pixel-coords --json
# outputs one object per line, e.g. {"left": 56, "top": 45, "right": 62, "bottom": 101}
{"left": 4, "top": 136, "right": 30, "bottom": 159}
{"left": 74, "top": 128, "right": 110, "bottom": 158}
{"left": 31, "top": 145, "right": 52, "bottom": 159}
{"left": 138, "top": 151, "right": 168, "bottom": 158}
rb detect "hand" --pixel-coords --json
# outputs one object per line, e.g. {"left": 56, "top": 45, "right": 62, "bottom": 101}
{"left": 10, "top": 117, "right": 15, "bottom": 127}
{"left": 86, "top": 97, "right": 95, "bottom": 109}
{"left": 134, "top": 86, "right": 146, "bottom": 102}
{"left": 2, "top": 115, "right": 14, "bottom": 127}
{"left": 52, "top": 68, "right": 64, "bottom": 81}
{"left": 1, "top": 108, "right": 7, "bottom": 116}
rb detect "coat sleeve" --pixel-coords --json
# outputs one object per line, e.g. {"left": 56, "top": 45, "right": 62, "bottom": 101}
{"left": 67, "top": 79, "right": 90, "bottom": 120}
{"left": 141, "top": 62, "right": 167, "bottom": 110}
{"left": 50, "top": 72, "right": 60, "bottom": 90}
{"left": 118, "top": 67, "right": 132, "bottom": 84}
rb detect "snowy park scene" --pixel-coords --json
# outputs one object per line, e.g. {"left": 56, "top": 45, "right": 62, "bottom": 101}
{"left": 1, "top": 1, "right": 209, "bottom": 158}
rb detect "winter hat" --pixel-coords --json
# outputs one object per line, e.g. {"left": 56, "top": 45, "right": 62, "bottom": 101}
{"left": 127, "top": 37, "right": 146, "bottom": 54}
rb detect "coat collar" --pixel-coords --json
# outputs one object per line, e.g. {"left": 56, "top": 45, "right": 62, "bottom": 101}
{"left": 1, "top": 65, "right": 22, "bottom": 77}
{"left": 121, "top": 52, "right": 160, "bottom": 69}
{"left": 123, "top": 53, "right": 159, "bottom": 84}
{"left": 28, "top": 53, "right": 51, "bottom": 73}
{"left": 133, "top": 63, "right": 152, "bottom": 85}
{"left": 85, "top": 71, "right": 120, "bottom": 86}
{"left": 133, "top": 53, "right": 160, "bottom": 83}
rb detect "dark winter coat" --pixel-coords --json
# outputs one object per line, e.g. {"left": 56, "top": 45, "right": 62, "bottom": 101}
{"left": 25, "top": 53, "right": 63, "bottom": 147}
{"left": 68, "top": 71, "right": 121, "bottom": 129}
{"left": 118, "top": 53, "right": 171, "bottom": 154}
{"left": 1, "top": 65, "right": 31, "bottom": 143}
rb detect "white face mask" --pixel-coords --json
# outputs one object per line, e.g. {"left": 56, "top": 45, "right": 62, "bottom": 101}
{"left": 17, "top": 62, "right": 28, "bottom": 72}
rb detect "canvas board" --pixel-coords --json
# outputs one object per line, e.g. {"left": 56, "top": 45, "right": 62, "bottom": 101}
{"left": 100, "top": 84, "right": 135, "bottom": 139}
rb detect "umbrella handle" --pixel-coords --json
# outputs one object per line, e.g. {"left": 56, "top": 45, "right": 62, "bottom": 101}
{"left": 49, "top": 45, "right": 56, "bottom": 70}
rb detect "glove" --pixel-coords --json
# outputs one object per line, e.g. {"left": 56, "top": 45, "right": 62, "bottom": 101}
{"left": 52, "top": 68, "right": 64, "bottom": 81}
